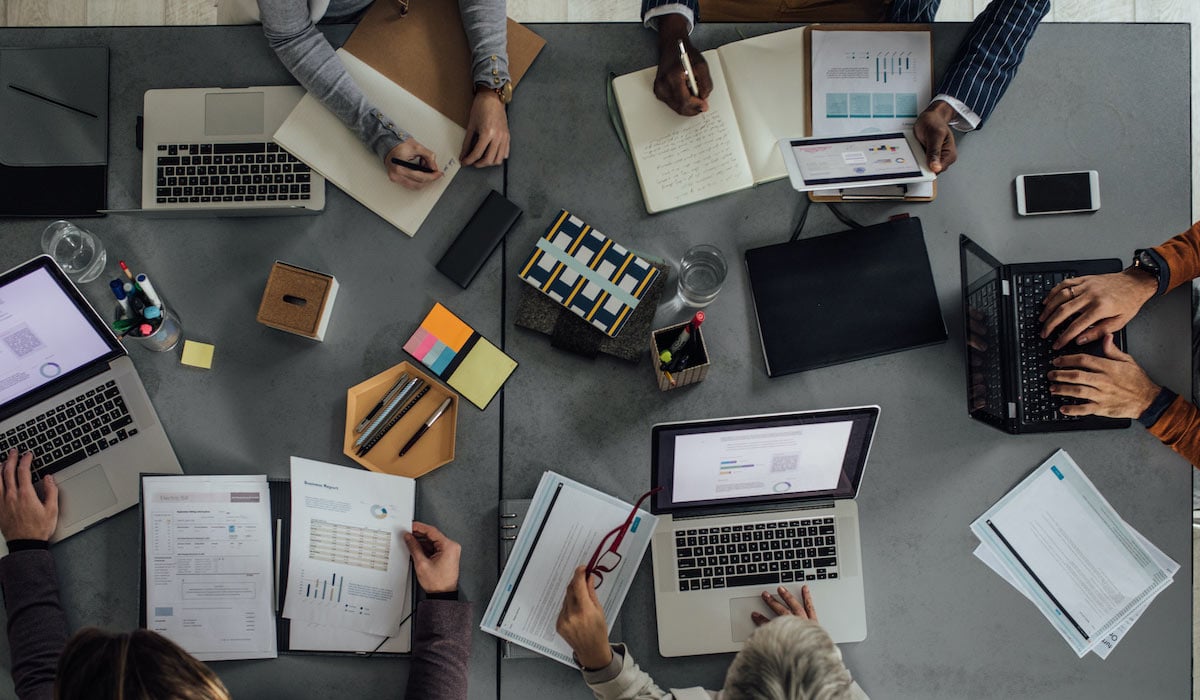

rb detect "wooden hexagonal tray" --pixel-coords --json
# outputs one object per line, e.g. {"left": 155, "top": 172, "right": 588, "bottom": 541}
{"left": 343, "top": 361, "right": 457, "bottom": 477}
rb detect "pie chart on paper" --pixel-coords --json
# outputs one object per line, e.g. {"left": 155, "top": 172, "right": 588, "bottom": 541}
{"left": 370, "top": 504, "right": 389, "bottom": 519}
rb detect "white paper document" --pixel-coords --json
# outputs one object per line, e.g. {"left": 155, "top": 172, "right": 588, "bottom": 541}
{"left": 273, "top": 49, "right": 464, "bottom": 237}
{"left": 810, "top": 30, "right": 931, "bottom": 136}
{"left": 970, "top": 450, "right": 1176, "bottom": 657}
{"left": 142, "top": 475, "right": 278, "bottom": 661}
{"left": 282, "top": 457, "right": 415, "bottom": 638}
{"left": 481, "top": 472, "right": 659, "bottom": 666}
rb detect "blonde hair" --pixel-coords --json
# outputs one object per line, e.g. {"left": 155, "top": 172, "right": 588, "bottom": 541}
{"left": 55, "top": 628, "right": 231, "bottom": 700}
{"left": 722, "top": 616, "right": 854, "bottom": 700}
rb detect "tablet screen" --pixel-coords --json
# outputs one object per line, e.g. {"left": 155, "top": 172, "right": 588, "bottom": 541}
{"left": 788, "top": 133, "right": 922, "bottom": 186}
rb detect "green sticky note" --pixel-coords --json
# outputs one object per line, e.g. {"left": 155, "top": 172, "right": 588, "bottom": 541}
{"left": 447, "top": 339, "right": 517, "bottom": 410}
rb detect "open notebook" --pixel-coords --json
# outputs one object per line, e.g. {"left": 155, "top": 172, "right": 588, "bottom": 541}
{"left": 613, "top": 25, "right": 931, "bottom": 213}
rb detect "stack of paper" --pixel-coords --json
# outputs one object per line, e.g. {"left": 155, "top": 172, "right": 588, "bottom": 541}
{"left": 970, "top": 450, "right": 1177, "bottom": 659}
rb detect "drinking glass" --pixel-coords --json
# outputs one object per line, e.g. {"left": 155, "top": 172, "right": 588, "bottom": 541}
{"left": 41, "top": 221, "right": 107, "bottom": 284}
{"left": 676, "top": 244, "right": 727, "bottom": 307}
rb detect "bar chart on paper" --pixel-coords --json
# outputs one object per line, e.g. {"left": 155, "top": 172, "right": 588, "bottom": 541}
{"left": 811, "top": 30, "right": 931, "bottom": 135}
{"left": 308, "top": 519, "right": 391, "bottom": 571}
{"left": 302, "top": 571, "right": 346, "bottom": 602}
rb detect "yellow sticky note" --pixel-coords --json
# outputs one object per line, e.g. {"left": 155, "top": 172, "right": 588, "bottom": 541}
{"left": 447, "top": 339, "right": 516, "bottom": 409}
{"left": 181, "top": 340, "right": 215, "bottom": 369}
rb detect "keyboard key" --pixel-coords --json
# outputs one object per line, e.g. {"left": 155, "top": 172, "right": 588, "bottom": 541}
{"left": 726, "top": 573, "right": 780, "bottom": 588}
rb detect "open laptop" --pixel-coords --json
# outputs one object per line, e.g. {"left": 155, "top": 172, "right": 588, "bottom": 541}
{"left": 0, "top": 256, "right": 182, "bottom": 553}
{"left": 650, "top": 406, "right": 879, "bottom": 656}
{"left": 959, "top": 235, "right": 1130, "bottom": 433}
{"left": 112, "top": 86, "right": 325, "bottom": 216}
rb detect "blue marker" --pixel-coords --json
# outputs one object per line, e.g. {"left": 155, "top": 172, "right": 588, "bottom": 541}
{"left": 110, "top": 279, "right": 132, "bottom": 317}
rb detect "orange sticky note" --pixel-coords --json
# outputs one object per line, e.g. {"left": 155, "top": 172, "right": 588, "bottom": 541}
{"left": 423, "top": 303, "right": 474, "bottom": 352}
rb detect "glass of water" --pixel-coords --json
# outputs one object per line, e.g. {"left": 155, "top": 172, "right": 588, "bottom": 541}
{"left": 676, "top": 244, "right": 728, "bottom": 307}
{"left": 41, "top": 221, "right": 107, "bottom": 284}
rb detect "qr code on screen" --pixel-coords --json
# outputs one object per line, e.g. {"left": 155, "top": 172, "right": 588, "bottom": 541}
{"left": 770, "top": 454, "right": 799, "bottom": 473}
{"left": 2, "top": 326, "right": 44, "bottom": 357}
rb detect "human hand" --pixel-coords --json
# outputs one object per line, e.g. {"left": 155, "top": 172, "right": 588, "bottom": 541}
{"left": 460, "top": 90, "right": 510, "bottom": 167}
{"left": 653, "top": 16, "right": 712, "bottom": 117}
{"left": 403, "top": 521, "right": 461, "bottom": 594}
{"left": 0, "top": 449, "right": 58, "bottom": 542}
{"left": 751, "top": 584, "right": 818, "bottom": 627}
{"left": 1039, "top": 269, "right": 1157, "bottom": 349}
{"left": 913, "top": 101, "right": 958, "bottom": 174}
{"left": 1048, "top": 334, "right": 1161, "bottom": 419}
{"left": 386, "top": 140, "right": 443, "bottom": 190}
{"left": 556, "top": 566, "right": 613, "bottom": 670}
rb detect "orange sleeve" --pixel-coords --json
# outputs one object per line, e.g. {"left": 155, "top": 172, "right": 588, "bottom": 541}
{"left": 1151, "top": 220, "right": 1200, "bottom": 293}
{"left": 1146, "top": 395, "right": 1200, "bottom": 467}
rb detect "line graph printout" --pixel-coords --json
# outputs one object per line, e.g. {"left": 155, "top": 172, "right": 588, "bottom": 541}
{"left": 810, "top": 30, "right": 931, "bottom": 136}
{"left": 282, "top": 457, "right": 415, "bottom": 636}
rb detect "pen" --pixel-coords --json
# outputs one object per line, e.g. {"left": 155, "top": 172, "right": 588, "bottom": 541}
{"left": 119, "top": 260, "right": 135, "bottom": 282}
{"left": 355, "top": 377, "right": 422, "bottom": 448}
{"left": 390, "top": 157, "right": 436, "bottom": 174}
{"left": 398, "top": 397, "right": 452, "bottom": 457}
{"left": 355, "top": 372, "right": 411, "bottom": 434}
{"left": 678, "top": 40, "right": 699, "bottom": 97}
{"left": 358, "top": 384, "right": 431, "bottom": 457}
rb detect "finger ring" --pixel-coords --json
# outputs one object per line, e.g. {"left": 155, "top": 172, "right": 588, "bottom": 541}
{"left": 1067, "top": 287, "right": 1076, "bottom": 299}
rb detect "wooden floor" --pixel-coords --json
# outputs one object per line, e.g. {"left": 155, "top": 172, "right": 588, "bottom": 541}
{"left": 4, "top": 1, "right": 1199, "bottom": 695}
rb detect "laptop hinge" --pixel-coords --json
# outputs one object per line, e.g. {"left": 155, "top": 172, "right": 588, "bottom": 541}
{"left": 669, "top": 500, "right": 836, "bottom": 522}
{"left": 1008, "top": 402, "right": 1017, "bottom": 419}
{"left": 1000, "top": 280, "right": 1010, "bottom": 296}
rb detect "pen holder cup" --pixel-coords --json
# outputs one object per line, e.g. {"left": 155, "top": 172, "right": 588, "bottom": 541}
{"left": 116, "top": 296, "right": 183, "bottom": 353}
{"left": 651, "top": 322, "right": 709, "bottom": 392}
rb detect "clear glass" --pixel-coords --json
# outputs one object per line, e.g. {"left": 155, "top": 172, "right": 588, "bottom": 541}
{"left": 676, "top": 244, "right": 727, "bottom": 307}
{"left": 40, "top": 221, "right": 107, "bottom": 284}
{"left": 129, "top": 309, "right": 182, "bottom": 352}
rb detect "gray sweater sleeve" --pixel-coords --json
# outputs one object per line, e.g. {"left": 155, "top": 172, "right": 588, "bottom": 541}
{"left": 404, "top": 599, "right": 473, "bottom": 700}
{"left": 1, "top": 551, "right": 68, "bottom": 700}
{"left": 257, "top": 0, "right": 511, "bottom": 162}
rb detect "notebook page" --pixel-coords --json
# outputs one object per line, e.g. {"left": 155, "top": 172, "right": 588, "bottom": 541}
{"left": 273, "top": 49, "right": 464, "bottom": 237}
{"left": 612, "top": 52, "right": 754, "bottom": 214}
{"left": 716, "top": 27, "right": 809, "bottom": 184}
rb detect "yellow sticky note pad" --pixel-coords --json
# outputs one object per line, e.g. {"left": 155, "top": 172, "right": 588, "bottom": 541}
{"left": 447, "top": 339, "right": 517, "bottom": 410}
{"left": 181, "top": 340, "right": 215, "bottom": 369}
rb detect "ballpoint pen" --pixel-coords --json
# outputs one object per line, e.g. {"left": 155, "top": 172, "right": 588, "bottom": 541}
{"left": 358, "top": 385, "right": 431, "bottom": 457}
{"left": 398, "top": 397, "right": 452, "bottom": 457}
{"left": 355, "top": 377, "right": 421, "bottom": 448}
{"left": 678, "top": 39, "right": 699, "bottom": 97}
{"left": 390, "top": 157, "right": 436, "bottom": 174}
{"left": 355, "top": 372, "right": 410, "bottom": 434}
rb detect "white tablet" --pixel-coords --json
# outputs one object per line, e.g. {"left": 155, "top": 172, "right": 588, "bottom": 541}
{"left": 778, "top": 131, "right": 936, "bottom": 192}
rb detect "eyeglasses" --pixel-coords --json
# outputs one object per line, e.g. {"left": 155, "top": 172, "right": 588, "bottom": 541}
{"left": 585, "top": 487, "right": 662, "bottom": 590}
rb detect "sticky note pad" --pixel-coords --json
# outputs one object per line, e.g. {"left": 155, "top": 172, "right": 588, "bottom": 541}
{"left": 423, "top": 303, "right": 474, "bottom": 351}
{"left": 447, "top": 338, "right": 517, "bottom": 410}
{"left": 180, "top": 340, "right": 214, "bottom": 369}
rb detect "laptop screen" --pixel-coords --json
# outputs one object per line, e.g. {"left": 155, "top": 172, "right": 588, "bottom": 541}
{"left": 651, "top": 407, "right": 879, "bottom": 516}
{"left": 0, "top": 259, "right": 121, "bottom": 411}
{"left": 959, "top": 236, "right": 1007, "bottom": 426}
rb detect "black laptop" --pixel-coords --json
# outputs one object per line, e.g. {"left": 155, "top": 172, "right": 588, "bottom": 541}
{"left": 958, "top": 235, "right": 1130, "bottom": 433}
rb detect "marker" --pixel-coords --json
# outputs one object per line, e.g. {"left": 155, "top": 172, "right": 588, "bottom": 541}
{"left": 664, "top": 311, "right": 705, "bottom": 359}
{"left": 110, "top": 280, "right": 132, "bottom": 316}
{"left": 398, "top": 397, "right": 452, "bottom": 457}
{"left": 143, "top": 306, "right": 162, "bottom": 320}
{"left": 135, "top": 274, "right": 163, "bottom": 307}
{"left": 390, "top": 157, "right": 436, "bottom": 174}
{"left": 678, "top": 40, "right": 699, "bottom": 97}
{"left": 138, "top": 323, "right": 153, "bottom": 336}
{"left": 119, "top": 260, "right": 135, "bottom": 281}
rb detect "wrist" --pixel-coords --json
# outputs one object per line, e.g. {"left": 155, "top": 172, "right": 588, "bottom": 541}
{"left": 1121, "top": 267, "right": 1158, "bottom": 305}
{"left": 657, "top": 15, "right": 690, "bottom": 48}
{"left": 924, "top": 100, "right": 957, "bottom": 123}
{"left": 577, "top": 645, "right": 614, "bottom": 671}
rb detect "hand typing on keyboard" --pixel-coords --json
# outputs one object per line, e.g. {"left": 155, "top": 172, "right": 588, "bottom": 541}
{"left": 1048, "top": 334, "right": 1162, "bottom": 419}
{"left": 751, "top": 584, "right": 818, "bottom": 627}
{"left": 1040, "top": 269, "right": 1158, "bottom": 349}
{"left": 0, "top": 448, "right": 59, "bottom": 542}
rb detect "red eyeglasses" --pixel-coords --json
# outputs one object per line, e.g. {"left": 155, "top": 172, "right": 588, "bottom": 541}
{"left": 585, "top": 487, "right": 662, "bottom": 589}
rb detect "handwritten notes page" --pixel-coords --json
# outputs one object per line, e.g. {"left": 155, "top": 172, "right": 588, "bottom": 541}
{"left": 613, "top": 52, "right": 754, "bottom": 214}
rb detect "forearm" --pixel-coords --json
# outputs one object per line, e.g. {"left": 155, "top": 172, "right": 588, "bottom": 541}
{"left": 404, "top": 599, "right": 473, "bottom": 700}
{"left": 1, "top": 548, "right": 68, "bottom": 700}
{"left": 1150, "top": 220, "right": 1200, "bottom": 294}
{"left": 1145, "top": 394, "right": 1200, "bottom": 467}
{"left": 582, "top": 644, "right": 672, "bottom": 700}
{"left": 258, "top": 1, "right": 405, "bottom": 159}
{"left": 460, "top": 0, "right": 510, "bottom": 89}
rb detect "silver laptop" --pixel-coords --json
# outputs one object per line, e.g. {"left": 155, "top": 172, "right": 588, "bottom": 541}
{"left": 0, "top": 257, "right": 182, "bottom": 553}
{"left": 650, "top": 406, "right": 879, "bottom": 656}
{"left": 120, "top": 86, "right": 324, "bottom": 216}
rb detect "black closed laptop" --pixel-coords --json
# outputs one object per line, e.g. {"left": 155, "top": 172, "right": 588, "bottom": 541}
{"left": 745, "top": 216, "right": 947, "bottom": 377}
{"left": 959, "top": 235, "right": 1130, "bottom": 433}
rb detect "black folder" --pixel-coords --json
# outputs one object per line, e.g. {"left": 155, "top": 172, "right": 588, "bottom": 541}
{"left": 745, "top": 217, "right": 947, "bottom": 377}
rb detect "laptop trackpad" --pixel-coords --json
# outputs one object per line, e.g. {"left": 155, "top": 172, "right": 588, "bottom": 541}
{"left": 729, "top": 596, "right": 774, "bottom": 642}
{"left": 57, "top": 465, "right": 118, "bottom": 525}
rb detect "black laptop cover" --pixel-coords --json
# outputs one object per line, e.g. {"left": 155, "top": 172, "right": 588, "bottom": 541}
{"left": 746, "top": 217, "right": 947, "bottom": 377}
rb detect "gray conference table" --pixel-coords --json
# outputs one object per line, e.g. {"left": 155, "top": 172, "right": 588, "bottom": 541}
{"left": 0, "top": 19, "right": 1191, "bottom": 700}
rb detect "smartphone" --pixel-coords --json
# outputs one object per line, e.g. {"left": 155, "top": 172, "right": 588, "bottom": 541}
{"left": 1014, "top": 170, "right": 1100, "bottom": 216}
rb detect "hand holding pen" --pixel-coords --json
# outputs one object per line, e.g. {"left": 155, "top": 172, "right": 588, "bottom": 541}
{"left": 652, "top": 16, "right": 712, "bottom": 117}
{"left": 386, "top": 139, "right": 443, "bottom": 190}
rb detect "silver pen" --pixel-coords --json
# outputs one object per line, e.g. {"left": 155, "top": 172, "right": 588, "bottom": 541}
{"left": 355, "top": 372, "right": 410, "bottom": 433}
{"left": 678, "top": 39, "right": 699, "bottom": 97}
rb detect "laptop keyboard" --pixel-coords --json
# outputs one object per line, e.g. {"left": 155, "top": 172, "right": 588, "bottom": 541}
{"left": 675, "top": 517, "right": 839, "bottom": 592}
{"left": 966, "top": 282, "right": 1005, "bottom": 417}
{"left": 1015, "top": 272, "right": 1084, "bottom": 424}
{"left": 155, "top": 142, "right": 313, "bottom": 205}
{"left": 0, "top": 379, "right": 135, "bottom": 482}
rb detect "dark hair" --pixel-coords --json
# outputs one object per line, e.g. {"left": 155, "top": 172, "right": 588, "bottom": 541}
{"left": 55, "top": 628, "right": 231, "bottom": 700}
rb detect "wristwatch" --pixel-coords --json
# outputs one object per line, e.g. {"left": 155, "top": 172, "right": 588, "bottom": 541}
{"left": 476, "top": 81, "right": 513, "bottom": 105}
{"left": 1131, "top": 248, "right": 1162, "bottom": 280}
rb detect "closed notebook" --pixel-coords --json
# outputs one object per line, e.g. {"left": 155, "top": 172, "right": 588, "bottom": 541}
{"left": 518, "top": 210, "right": 660, "bottom": 338}
{"left": 403, "top": 303, "right": 517, "bottom": 410}
{"left": 745, "top": 216, "right": 946, "bottom": 376}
